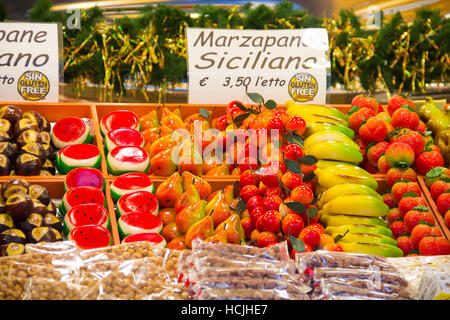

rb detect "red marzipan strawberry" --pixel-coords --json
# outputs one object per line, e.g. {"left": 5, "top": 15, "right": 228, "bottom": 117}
{"left": 403, "top": 207, "right": 434, "bottom": 233}
{"left": 386, "top": 167, "right": 416, "bottom": 189}
{"left": 430, "top": 180, "right": 450, "bottom": 202}
{"left": 359, "top": 117, "right": 388, "bottom": 143}
{"left": 392, "top": 130, "right": 425, "bottom": 156}
{"left": 436, "top": 192, "right": 450, "bottom": 215}
{"left": 391, "top": 106, "right": 420, "bottom": 131}
{"left": 348, "top": 107, "right": 376, "bottom": 132}
{"left": 351, "top": 95, "right": 380, "bottom": 114}
{"left": 377, "top": 155, "right": 391, "bottom": 174}
{"left": 415, "top": 149, "right": 445, "bottom": 175}
{"left": 398, "top": 196, "right": 428, "bottom": 218}
{"left": 390, "top": 220, "right": 407, "bottom": 239}
{"left": 397, "top": 235, "right": 415, "bottom": 256}
{"left": 384, "top": 142, "right": 415, "bottom": 169}
{"left": 391, "top": 181, "right": 421, "bottom": 205}
{"left": 366, "top": 141, "right": 389, "bottom": 167}
{"left": 354, "top": 137, "right": 368, "bottom": 165}
{"left": 416, "top": 121, "right": 427, "bottom": 133}
{"left": 418, "top": 236, "right": 450, "bottom": 256}
{"left": 387, "top": 95, "right": 415, "bottom": 116}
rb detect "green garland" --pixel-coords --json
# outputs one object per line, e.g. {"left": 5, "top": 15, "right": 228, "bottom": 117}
{"left": 28, "top": 0, "right": 449, "bottom": 102}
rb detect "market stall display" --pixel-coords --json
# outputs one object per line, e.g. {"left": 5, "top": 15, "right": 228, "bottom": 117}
{"left": 0, "top": 98, "right": 447, "bottom": 301}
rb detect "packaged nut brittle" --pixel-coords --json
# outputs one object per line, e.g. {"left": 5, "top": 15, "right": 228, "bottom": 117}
{"left": 187, "top": 240, "right": 308, "bottom": 300}
{"left": 80, "top": 256, "right": 188, "bottom": 300}
{"left": 294, "top": 251, "right": 414, "bottom": 300}
{"left": 0, "top": 275, "right": 29, "bottom": 300}
{"left": 24, "top": 278, "right": 86, "bottom": 300}
{"left": 191, "top": 239, "right": 290, "bottom": 262}
{"left": 79, "top": 241, "right": 154, "bottom": 264}
{"left": 295, "top": 250, "right": 397, "bottom": 275}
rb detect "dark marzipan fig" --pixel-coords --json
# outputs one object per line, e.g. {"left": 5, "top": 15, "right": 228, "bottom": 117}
{"left": 13, "top": 118, "right": 39, "bottom": 139}
{"left": 39, "top": 170, "right": 53, "bottom": 176}
{"left": 0, "top": 130, "right": 11, "bottom": 143}
{"left": 19, "top": 212, "right": 43, "bottom": 233}
{"left": 47, "top": 201, "right": 57, "bottom": 215}
{"left": 40, "top": 116, "right": 51, "bottom": 133}
{"left": 41, "top": 143, "right": 55, "bottom": 161}
{"left": 28, "top": 227, "right": 62, "bottom": 243}
{"left": 0, "top": 213, "right": 14, "bottom": 233}
{"left": 39, "top": 131, "right": 51, "bottom": 145}
{"left": 0, "top": 228, "right": 26, "bottom": 245}
{"left": 17, "top": 129, "right": 42, "bottom": 146}
{"left": 43, "top": 213, "right": 62, "bottom": 232}
{"left": 0, "top": 105, "right": 23, "bottom": 125}
{"left": 29, "top": 184, "right": 50, "bottom": 206}
{"left": 4, "top": 242, "right": 25, "bottom": 256}
{"left": 0, "top": 119, "right": 13, "bottom": 136}
{"left": 0, "top": 141, "right": 18, "bottom": 159}
{"left": 42, "top": 159, "right": 55, "bottom": 175}
{"left": 0, "top": 154, "right": 11, "bottom": 176}
{"left": 15, "top": 153, "right": 42, "bottom": 176}
{"left": 31, "top": 199, "right": 47, "bottom": 215}
{"left": 6, "top": 193, "right": 33, "bottom": 221}
{"left": 2, "top": 179, "right": 29, "bottom": 199}
{"left": 23, "top": 111, "right": 44, "bottom": 130}
{"left": 20, "top": 142, "right": 46, "bottom": 164}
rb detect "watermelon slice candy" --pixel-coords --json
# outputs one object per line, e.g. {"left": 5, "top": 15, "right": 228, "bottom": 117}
{"left": 51, "top": 117, "right": 92, "bottom": 149}
{"left": 69, "top": 225, "right": 112, "bottom": 250}
{"left": 106, "top": 146, "right": 150, "bottom": 176}
{"left": 100, "top": 110, "right": 141, "bottom": 137}
{"left": 56, "top": 144, "right": 101, "bottom": 175}
{"left": 116, "top": 190, "right": 159, "bottom": 217}
{"left": 60, "top": 186, "right": 106, "bottom": 215}
{"left": 105, "top": 128, "right": 144, "bottom": 153}
{"left": 64, "top": 167, "right": 105, "bottom": 192}
{"left": 111, "top": 172, "right": 154, "bottom": 202}
{"left": 121, "top": 232, "right": 167, "bottom": 248}
{"left": 118, "top": 211, "right": 162, "bottom": 239}
{"left": 63, "top": 203, "right": 109, "bottom": 235}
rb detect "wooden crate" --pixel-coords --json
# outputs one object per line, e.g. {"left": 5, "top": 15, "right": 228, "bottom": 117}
{"left": 0, "top": 177, "right": 116, "bottom": 246}
{"left": 417, "top": 176, "right": 450, "bottom": 241}
{"left": 0, "top": 102, "right": 103, "bottom": 178}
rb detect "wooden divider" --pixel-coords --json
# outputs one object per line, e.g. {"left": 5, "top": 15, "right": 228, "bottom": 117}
{"left": 417, "top": 176, "right": 450, "bottom": 241}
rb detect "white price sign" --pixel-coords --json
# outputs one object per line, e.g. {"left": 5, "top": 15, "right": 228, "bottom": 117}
{"left": 186, "top": 28, "right": 329, "bottom": 105}
{"left": 0, "top": 23, "right": 61, "bottom": 102}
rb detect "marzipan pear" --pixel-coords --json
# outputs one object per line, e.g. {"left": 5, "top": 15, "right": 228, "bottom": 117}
{"left": 204, "top": 229, "right": 228, "bottom": 244}
{"left": 205, "top": 191, "right": 233, "bottom": 227}
{"left": 148, "top": 135, "right": 176, "bottom": 158}
{"left": 174, "top": 184, "right": 200, "bottom": 214}
{"left": 155, "top": 172, "right": 183, "bottom": 208}
{"left": 185, "top": 216, "right": 214, "bottom": 248}
{"left": 215, "top": 213, "right": 245, "bottom": 245}
{"left": 182, "top": 171, "right": 211, "bottom": 200}
{"left": 160, "top": 107, "right": 185, "bottom": 130}
{"left": 175, "top": 199, "right": 206, "bottom": 233}
{"left": 150, "top": 147, "right": 176, "bottom": 176}
{"left": 206, "top": 164, "right": 230, "bottom": 175}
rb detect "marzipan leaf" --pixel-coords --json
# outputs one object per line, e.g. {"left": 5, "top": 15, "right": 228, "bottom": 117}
{"left": 285, "top": 201, "right": 306, "bottom": 213}
{"left": 289, "top": 235, "right": 305, "bottom": 253}
{"left": 247, "top": 92, "right": 264, "bottom": 104}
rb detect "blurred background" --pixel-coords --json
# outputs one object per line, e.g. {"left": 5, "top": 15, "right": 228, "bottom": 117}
{"left": 0, "top": 0, "right": 448, "bottom": 103}
{"left": 2, "top": 0, "right": 449, "bottom": 21}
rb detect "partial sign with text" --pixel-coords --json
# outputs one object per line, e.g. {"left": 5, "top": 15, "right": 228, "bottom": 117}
{"left": 186, "top": 28, "right": 329, "bottom": 105}
{"left": 0, "top": 23, "right": 61, "bottom": 102}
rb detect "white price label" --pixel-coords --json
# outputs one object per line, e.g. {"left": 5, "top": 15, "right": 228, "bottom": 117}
{"left": 187, "top": 28, "right": 329, "bottom": 105}
{"left": 0, "top": 23, "right": 61, "bottom": 102}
